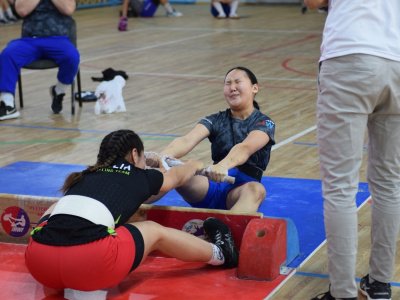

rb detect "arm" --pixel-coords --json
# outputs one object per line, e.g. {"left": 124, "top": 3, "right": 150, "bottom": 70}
{"left": 304, "top": 0, "right": 328, "bottom": 9}
{"left": 15, "top": 0, "right": 40, "bottom": 17}
{"left": 160, "top": 124, "right": 210, "bottom": 159}
{"left": 15, "top": 0, "right": 76, "bottom": 17}
{"left": 208, "top": 130, "right": 270, "bottom": 181}
{"left": 159, "top": 160, "right": 204, "bottom": 193}
{"left": 51, "top": 0, "right": 76, "bottom": 15}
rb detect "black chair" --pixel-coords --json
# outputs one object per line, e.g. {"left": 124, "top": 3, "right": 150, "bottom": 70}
{"left": 17, "top": 20, "right": 82, "bottom": 115}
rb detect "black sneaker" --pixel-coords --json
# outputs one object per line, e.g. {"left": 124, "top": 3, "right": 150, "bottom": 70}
{"left": 50, "top": 86, "right": 65, "bottom": 114}
{"left": 203, "top": 217, "right": 238, "bottom": 268}
{"left": 311, "top": 290, "right": 357, "bottom": 300}
{"left": 360, "top": 274, "right": 391, "bottom": 300}
{"left": 0, "top": 101, "right": 20, "bottom": 121}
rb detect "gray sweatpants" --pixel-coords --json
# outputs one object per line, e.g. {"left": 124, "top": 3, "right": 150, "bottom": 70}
{"left": 317, "top": 54, "right": 400, "bottom": 298}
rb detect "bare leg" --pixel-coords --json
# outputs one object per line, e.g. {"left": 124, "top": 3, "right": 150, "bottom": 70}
{"left": 118, "top": 0, "right": 129, "bottom": 31}
{"left": 121, "top": 0, "right": 129, "bottom": 18}
{"left": 226, "top": 182, "right": 266, "bottom": 212}
{"left": 133, "top": 220, "right": 213, "bottom": 261}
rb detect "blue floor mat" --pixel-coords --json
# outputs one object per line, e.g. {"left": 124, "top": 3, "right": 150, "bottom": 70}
{"left": 0, "top": 161, "right": 370, "bottom": 267}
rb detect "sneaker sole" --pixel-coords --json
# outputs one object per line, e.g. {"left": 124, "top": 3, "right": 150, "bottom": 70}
{"left": 0, "top": 111, "right": 20, "bottom": 121}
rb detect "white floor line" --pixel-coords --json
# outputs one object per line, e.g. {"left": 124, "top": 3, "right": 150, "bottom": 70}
{"left": 23, "top": 68, "right": 316, "bottom": 83}
{"left": 81, "top": 31, "right": 219, "bottom": 63}
{"left": 20, "top": 31, "right": 219, "bottom": 76}
{"left": 298, "top": 195, "right": 372, "bottom": 269}
{"left": 272, "top": 125, "right": 317, "bottom": 151}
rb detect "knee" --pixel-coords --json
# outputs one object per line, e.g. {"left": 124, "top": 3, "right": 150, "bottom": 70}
{"left": 68, "top": 48, "right": 80, "bottom": 67}
{"left": 245, "top": 182, "right": 266, "bottom": 204}
{"left": 60, "top": 46, "right": 80, "bottom": 68}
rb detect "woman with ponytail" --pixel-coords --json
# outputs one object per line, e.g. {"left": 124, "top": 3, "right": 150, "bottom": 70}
{"left": 25, "top": 129, "right": 239, "bottom": 291}
{"left": 158, "top": 67, "right": 276, "bottom": 213}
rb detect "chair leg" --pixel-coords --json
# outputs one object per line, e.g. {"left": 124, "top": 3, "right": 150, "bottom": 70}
{"left": 71, "top": 79, "right": 75, "bottom": 115}
{"left": 18, "top": 74, "right": 24, "bottom": 108}
{"left": 77, "top": 69, "right": 82, "bottom": 107}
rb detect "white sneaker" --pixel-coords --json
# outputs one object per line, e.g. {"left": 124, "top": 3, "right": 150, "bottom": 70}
{"left": 229, "top": 14, "right": 240, "bottom": 19}
{"left": 167, "top": 10, "right": 183, "bottom": 17}
{"left": 0, "top": 101, "right": 20, "bottom": 121}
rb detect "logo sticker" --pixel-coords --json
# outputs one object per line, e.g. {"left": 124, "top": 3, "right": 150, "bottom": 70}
{"left": 182, "top": 219, "right": 205, "bottom": 239}
{"left": 1, "top": 206, "right": 30, "bottom": 237}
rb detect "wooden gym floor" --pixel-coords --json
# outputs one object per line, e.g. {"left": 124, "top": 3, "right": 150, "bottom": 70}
{"left": 0, "top": 3, "right": 399, "bottom": 299}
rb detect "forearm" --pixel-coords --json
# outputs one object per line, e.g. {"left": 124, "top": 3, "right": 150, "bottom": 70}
{"left": 160, "top": 160, "right": 203, "bottom": 192}
{"left": 15, "top": 0, "right": 40, "bottom": 17}
{"left": 161, "top": 124, "right": 208, "bottom": 159}
{"left": 170, "top": 161, "right": 202, "bottom": 185}
{"left": 216, "top": 143, "right": 251, "bottom": 170}
{"left": 304, "top": 0, "right": 328, "bottom": 9}
{"left": 161, "top": 136, "right": 195, "bottom": 159}
{"left": 51, "top": 0, "right": 76, "bottom": 15}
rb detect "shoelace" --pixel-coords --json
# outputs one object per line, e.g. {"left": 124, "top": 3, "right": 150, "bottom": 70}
{"left": 213, "top": 231, "right": 224, "bottom": 245}
{"left": 213, "top": 231, "right": 235, "bottom": 247}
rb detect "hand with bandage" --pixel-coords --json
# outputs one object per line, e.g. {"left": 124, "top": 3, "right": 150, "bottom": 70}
{"left": 203, "top": 164, "right": 229, "bottom": 183}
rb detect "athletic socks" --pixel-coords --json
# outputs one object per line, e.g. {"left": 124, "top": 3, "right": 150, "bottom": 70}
{"left": 207, "top": 244, "right": 225, "bottom": 266}
{"left": 212, "top": 2, "right": 226, "bottom": 18}
{"left": 55, "top": 82, "right": 68, "bottom": 95}
{"left": 229, "top": 0, "right": 239, "bottom": 17}
{"left": 163, "top": 3, "right": 174, "bottom": 14}
{"left": 0, "top": 92, "right": 15, "bottom": 107}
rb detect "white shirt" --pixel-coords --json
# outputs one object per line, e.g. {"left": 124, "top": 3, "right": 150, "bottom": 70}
{"left": 320, "top": 0, "right": 400, "bottom": 62}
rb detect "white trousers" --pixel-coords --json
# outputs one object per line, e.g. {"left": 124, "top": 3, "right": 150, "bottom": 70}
{"left": 317, "top": 54, "right": 400, "bottom": 298}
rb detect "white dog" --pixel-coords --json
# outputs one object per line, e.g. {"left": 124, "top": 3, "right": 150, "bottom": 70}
{"left": 94, "top": 75, "right": 126, "bottom": 115}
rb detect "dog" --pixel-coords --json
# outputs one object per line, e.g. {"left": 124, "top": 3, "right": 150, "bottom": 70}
{"left": 94, "top": 75, "right": 126, "bottom": 115}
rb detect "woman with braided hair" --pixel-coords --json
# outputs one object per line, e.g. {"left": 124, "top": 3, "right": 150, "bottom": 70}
{"left": 25, "top": 129, "right": 239, "bottom": 291}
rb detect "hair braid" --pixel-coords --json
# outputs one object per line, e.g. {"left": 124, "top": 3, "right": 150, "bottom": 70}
{"left": 61, "top": 130, "right": 144, "bottom": 193}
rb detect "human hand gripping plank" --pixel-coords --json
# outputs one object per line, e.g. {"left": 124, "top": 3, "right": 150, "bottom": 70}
{"left": 163, "top": 156, "right": 235, "bottom": 184}
{"left": 144, "top": 152, "right": 235, "bottom": 184}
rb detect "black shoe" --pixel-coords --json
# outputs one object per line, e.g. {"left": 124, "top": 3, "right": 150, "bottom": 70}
{"left": 311, "top": 290, "right": 357, "bottom": 300}
{"left": 0, "top": 101, "right": 20, "bottom": 121}
{"left": 360, "top": 274, "right": 391, "bottom": 300}
{"left": 203, "top": 217, "right": 238, "bottom": 268}
{"left": 50, "top": 86, "right": 65, "bottom": 114}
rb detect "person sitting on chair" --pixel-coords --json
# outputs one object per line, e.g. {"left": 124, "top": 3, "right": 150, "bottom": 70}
{"left": 211, "top": 0, "right": 240, "bottom": 19}
{"left": 0, "top": 0, "right": 80, "bottom": 121}
{"left": 118, "top": 0, "right": 182, "bottom": 32}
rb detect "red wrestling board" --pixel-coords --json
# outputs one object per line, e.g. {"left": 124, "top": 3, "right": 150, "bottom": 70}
{"left": 138, "top": 205, "right": 263, "bottom": 248}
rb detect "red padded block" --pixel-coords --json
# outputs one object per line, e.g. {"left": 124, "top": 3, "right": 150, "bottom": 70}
{"left": 146, "top": 208, "right": 262, "bottom": 248}
{"left": 237, "top": 218, "right": 287, "bottom": 281}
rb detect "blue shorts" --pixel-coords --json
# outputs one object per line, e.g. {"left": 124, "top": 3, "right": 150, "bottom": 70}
{"left": 140, "top": 0, "right": 159, "bottom": 17}
{"left": 190, "top": 168, "right": 258, "bottom": 210}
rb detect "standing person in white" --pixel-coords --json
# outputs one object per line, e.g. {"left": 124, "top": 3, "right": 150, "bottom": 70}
{"left": 304, "top": 1, "right": 400, "bottom": 300}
